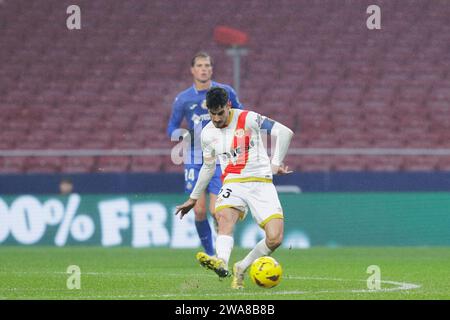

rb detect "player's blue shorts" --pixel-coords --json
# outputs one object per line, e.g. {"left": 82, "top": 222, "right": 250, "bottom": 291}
{"left": 184, "top": 164, "right": 222, "bottom": 195}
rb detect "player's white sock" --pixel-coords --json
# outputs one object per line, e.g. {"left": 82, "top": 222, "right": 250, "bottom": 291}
{"left": 236, "top": 238, "right": 272, "bottom": 271}
{"left": 215, "top": 235, "right": 234, "bottom": 269}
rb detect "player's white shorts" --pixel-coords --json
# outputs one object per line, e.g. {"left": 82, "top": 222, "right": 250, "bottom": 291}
{"left": 214, "top": 181, "right": 284, "bottom": 228}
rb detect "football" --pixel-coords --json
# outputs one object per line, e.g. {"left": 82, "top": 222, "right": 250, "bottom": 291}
{"left": 249, "top": 256, "right": 282, "bottom": 288}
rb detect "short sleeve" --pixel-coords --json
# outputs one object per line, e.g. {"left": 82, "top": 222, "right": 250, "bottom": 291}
{"left": 247, "top": 111, "right": 275, "bottom": 134}
{"left": 247, "top": 111, "right": 265, "bottom": 132}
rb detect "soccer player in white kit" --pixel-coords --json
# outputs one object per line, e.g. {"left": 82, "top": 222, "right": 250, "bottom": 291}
{"left": 175, "top": 87, "right": 294, "bottom": 289}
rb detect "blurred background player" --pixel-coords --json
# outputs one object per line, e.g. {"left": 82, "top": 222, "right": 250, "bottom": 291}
{"left": 175, "top": 87, "right": 294, "bottom": 289}
{"left": 59, "top": 178, "right": 74, "bottom": 195}
{"left": 167, "top": 52, "right": 243, "bottom": 256}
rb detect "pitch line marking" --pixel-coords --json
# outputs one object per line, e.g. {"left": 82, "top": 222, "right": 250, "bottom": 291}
{"left": 0, "top": 274, "right": 421, "bottom": 298}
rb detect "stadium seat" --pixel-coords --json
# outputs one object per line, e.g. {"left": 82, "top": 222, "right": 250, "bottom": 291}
{"left": 130, "top": 156, "right": 163, "bottom": 173}
{"left": 61, "top": 157, "right": 96, "bottom": 173}
{"left": 0, "top": 157, "right": 27, "bottom": 174}
{"left": 161, "top": 156, "right": 184, "bottom": 173}
{"left": 96, "top": 156, "right": 131, "bottom": 173}
{"left": 296, "top": 156, "right": 333, "bottom": 172}
{"left": 437, "top": 157, "right": 450, "bottom": 172}
{"left": 25, "top": 157, "right": 62, "bottom": 173}
{"left": 366, "top": 156, "right": 405, "bottom": 172}
{"left": 333, "top": 156, "right": 366, "bottom": 171}
{"left": 0, "top": 0, "right": 447, "bottom": 173}
{"left": 403, "top": 156, "right": 439, "bottom": 171}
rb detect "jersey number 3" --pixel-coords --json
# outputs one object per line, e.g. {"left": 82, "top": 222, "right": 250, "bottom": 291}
{"left": 218, "top": 188, "right": 233, "bottom": 199}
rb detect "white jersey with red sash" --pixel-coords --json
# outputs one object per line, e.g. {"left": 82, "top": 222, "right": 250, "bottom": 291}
{"left": 200, "top": 109, "right": 273, "bottom": 185}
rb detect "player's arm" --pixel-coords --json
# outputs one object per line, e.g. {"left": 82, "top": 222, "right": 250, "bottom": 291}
{"left": 269, "top": 120, "right": 294, "bottom": 174}
{"left": 175, "top": 130, "right": 216, "bottom": 218}
{"left": 167, "top": 95, "right": 186, "bottom": 139}
{"left": 251, "top": 112, "right": 294, "bottom": 174}
{"left": 228, "top": 86, "right": 244, "bottom": 109}
{"left": 190, "top": 154, "right": 216, "bottom": 198}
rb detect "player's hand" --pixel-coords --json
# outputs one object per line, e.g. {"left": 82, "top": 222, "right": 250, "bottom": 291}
{"left": 271, "top": 164, "right": 293, "bottom": 175}
{"left": 175, "top": 198, "right": 197, "bottom": 219}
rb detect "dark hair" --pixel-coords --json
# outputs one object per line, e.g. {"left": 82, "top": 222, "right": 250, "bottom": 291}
{"left": 206, "top": 87, "right": 228, "bottom": 110}
{"left": 60, "top": 177, "right": 73, "bottom": 184}
{"left": 191, "top": 51, "right": 213, "bottom": 67}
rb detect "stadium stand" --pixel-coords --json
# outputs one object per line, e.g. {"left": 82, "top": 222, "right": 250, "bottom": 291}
{"left": 0, "top": 0, "right": 449, "bottom": 173}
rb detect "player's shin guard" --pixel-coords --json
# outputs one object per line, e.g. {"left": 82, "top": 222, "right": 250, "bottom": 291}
{"left": 215, "top": 234, "right": 234, "bottom": 269}
{"left": 236, "top": 238, "right": 273, "bottom": 271}
{"left": 195, "top": 219, "right": 215, "bottom": 256}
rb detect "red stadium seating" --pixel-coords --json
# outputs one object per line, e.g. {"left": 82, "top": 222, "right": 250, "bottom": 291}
{"left": 61, "top": 157, "right": 96, "bottom": 173}
{"left": 1, "top": 0, "right": 449, "bottom": 173}
{"left": 130, "top": 156, "right": 164, "bottom": 173}
{"left": 25, "top": 157, "right": 63, "bottom": 173}
{"left": 332, "top": 156, "right": 366, "bottom": 171}
{"left": 366, "top": 156, "right": 405, "bottom": 172}
{"left": 0, "top": 157, "right": 27, "bottom": 174}
{"left": 295, "top": 156, "right": 333, "bottom": 172}
{"left": 403, "top": 156, "right": 439, "bottom": 171}
{"left": 96, "top": 156, "right": 131, "bottom": 173}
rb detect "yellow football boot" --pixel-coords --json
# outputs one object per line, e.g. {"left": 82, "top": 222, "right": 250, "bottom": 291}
{"left": 231, "top": 263, "right": 245, "bottom": 289}
{"left": 196, "top": 252, "right": 230, "bottom": 278}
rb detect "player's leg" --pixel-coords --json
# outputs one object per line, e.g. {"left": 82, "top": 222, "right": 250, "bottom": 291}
{"left": 238, "top": 217, "right": 284, "bottom": 267}
{"left": 232, "top": 219, "right": 283, "bottom": 289}
{"left": 213, "top": 182, "right": 246, "bottom": 270}
{"left": 262, "top": 217, "right": 284, "bottom": 250}
{"left": 196, "top": 207, "right": 241, "bottom": 278}
{"left": 232, "top": 183, "right": 284, "bottom": 289}
{"left": 194, "top": 165, "right": 223, "bottom": 256}
{"left": 193, "top": 191, "right": 215, "bottom": 256}
{"left": 185, "top": 165, "right": 215, "bottom": 256}
{"left": 209, "top": 193, "right": 219, "bottom": 233}
{"left": 214, "top": 207, "right": 241, "bottom": 268}
{"left": 207, "top": 165, "right": 223, "bottom": 234}
{"left": 197, "top": 183, "right": 246, "bottom": 278}
{"left": 209, "top": 193, "right": 217, "bottom": 215}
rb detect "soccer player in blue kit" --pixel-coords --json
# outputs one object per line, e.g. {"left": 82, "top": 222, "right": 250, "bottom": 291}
{"left": 167, "top": 52, "right": 243, "bottom": 256}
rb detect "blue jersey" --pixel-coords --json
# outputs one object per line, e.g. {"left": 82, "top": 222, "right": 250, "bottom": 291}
{"left": 167, "top": 81, "right": 243, "bottom": 165}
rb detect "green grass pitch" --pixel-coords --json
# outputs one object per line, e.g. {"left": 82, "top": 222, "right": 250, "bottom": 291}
{"left": 0, "top": 247, "right": 449, "bottom": 300}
